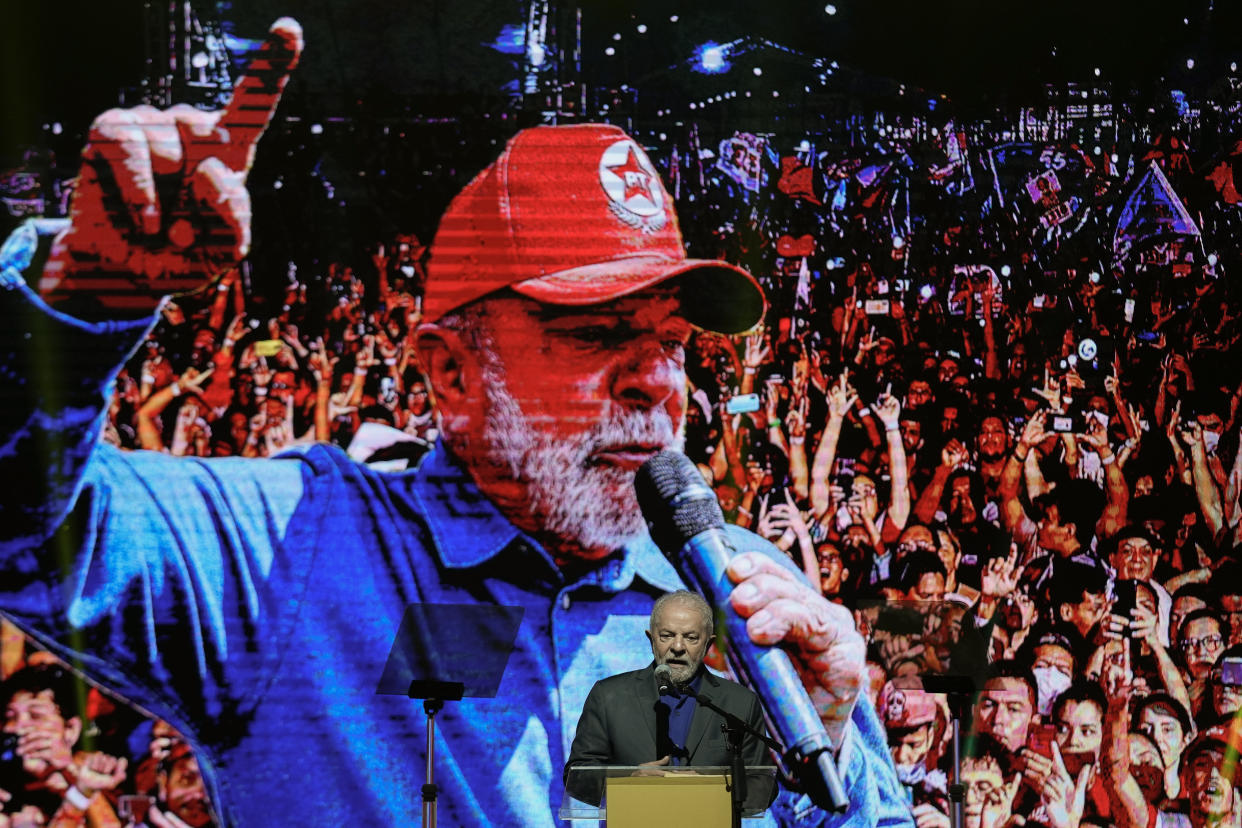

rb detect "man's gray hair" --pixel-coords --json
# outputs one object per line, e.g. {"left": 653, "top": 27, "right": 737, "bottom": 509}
{"left": 436, "top": 302, "right": 490, "bottom": 351}
{"left": 650, "top": 590, "right": 715, "bottom": 635}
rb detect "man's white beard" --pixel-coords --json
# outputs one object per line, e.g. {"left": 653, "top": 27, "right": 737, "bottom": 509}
{"left": 476, "top": 356, "right": 685, "bottom": 555}
{"left": 663, "top": 659, "right": 700, "bottom": 685}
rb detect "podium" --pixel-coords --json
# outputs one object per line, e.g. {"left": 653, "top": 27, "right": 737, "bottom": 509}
{"left": 560, "top": 765, "right": 777, "bottom": 825}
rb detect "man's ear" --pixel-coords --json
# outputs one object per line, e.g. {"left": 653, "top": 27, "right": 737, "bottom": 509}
{"left": 65, "top": 716, "right": 83, "bottom": 749}
{"left": 414, "top": 324, "right": 471, "bottom": 408}
{"left": 1059, "top": 604, "right": 1073, "bottom": 623}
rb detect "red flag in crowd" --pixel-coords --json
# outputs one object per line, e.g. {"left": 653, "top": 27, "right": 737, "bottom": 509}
{"left": 778, "top": 155, "right": 822, "bottom": 204}
{"left": 1205, "top": 140, "right": 1242, "bottom": 206}
{"left": 1142, "top": 133, "right": 1194, "bottom": 177}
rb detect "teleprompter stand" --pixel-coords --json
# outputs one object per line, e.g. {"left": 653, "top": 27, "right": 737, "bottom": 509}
{"left": 858, "top": 595, "right": 992, "bottom": 828}
{"left": 920, "top": 674, "right": 977, "bottom": 828}
{"left": 408, "top": 679, "right": 464, "bottom": 826}
{"left": 376, "top": 603, "right": 524, "bottom": 828}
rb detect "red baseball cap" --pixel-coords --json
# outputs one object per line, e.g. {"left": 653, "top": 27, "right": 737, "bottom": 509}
{"left": 425, "top": 124, "right": 765, "bottom": 334}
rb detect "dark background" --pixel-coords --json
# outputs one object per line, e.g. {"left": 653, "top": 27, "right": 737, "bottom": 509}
{"left": 5, "top": 1, "right": 1240, "bottom": 146}
{"left": 3, "top": 1, "right": 1239, "bottom": 284}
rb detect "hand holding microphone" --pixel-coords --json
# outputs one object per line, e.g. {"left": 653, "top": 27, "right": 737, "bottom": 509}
{"left": 724, "top": 551, "right": 866, "bottom": 753}
{"left": 636, "top": 451, "right": 864, "bottom": 812}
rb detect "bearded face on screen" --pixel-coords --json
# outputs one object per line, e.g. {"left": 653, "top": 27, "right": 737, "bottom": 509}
{"left": 478, "top": 351, "right": 684, "bottom": 553}
{"left": 434, "top": 293, "right": 688, "bottom": 559}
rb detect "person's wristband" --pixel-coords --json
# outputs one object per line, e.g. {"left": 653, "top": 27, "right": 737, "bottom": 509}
{"left": 384, "top": 358, "right": 396, "bottom": 366}
{"left": 768, "top": 418, "right": 782, "bottom": 428}
{"left": 743, "top": 366, "right": 757, "bottom": 375}
{"left": 884, "top": 425, "right": 899, "bottom": 433}
{"left": 64, "top": 785, "right": 91, "bottom": 810}
{"left": 169, "top": 382, "right": 181, "bottom": 397}
{"left": 1013, "top": 447, "right": 1029, "bottom": 462}
{"left": 222, "top": 339, "right": 235, "bottom": 350}
{"left": 1101, "top": 453, "right": 1116, "bottom": 465}
{"left": 790, "top": 436, "right": 805, "bottom": 445}
{"left": 354, "top": 367, "right": 369, "bottom": 376}
{"left": 254, "top": 386, "right": 268, "bottom": 397}
{"left": 857, "top": 406, "right": 871, "bottom": 416}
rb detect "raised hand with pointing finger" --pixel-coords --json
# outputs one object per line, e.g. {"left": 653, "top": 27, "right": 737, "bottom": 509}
{"left": 875, "top": 389, "right": 902, "bottom": 431}
{"left": 827, "top": 371, "right": 858, "bottom": 421}
{"left": 42, "top": 19, "right": 304, "bottom": 309}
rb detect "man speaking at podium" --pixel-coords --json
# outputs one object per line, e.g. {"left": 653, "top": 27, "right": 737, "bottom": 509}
{"left": 567, "top": 590, "right": 768, "bottom": 771}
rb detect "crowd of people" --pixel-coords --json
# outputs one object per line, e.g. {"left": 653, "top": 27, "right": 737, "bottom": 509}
{"left": 1, "top": 619, "right": 211, "bottom": 827}
{"left": 664, "top": 120, "right": 1242, "bottom": 826}
{"left": 99, "top": 239, "right": 437, "bottom": 466}
{"left": 6, "top": 96, "right": 1242, "bottom": 825}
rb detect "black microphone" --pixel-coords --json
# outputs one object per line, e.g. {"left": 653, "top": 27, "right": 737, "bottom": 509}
{"left": 654, "top": 663, "right": 677, "bottom": 697}
{"left": 635, "top": 450, "right": 849, "bottom": 813}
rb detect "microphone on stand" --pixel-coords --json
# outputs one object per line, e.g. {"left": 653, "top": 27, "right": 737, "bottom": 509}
{"left": 653, "top": 664, "right": 677, "bottom": 761}
{"left": 654, "top": 663, "right": 678, "bottom": 697}
{"left": 635, "top": 450, "right": 849, "bottom": 813}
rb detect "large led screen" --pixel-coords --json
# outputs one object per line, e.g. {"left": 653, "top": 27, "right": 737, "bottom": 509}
{"left": 3, "top": 2, "right": 1242, "bottom": 827}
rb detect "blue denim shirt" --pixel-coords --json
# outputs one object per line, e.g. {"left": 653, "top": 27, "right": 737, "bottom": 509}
{"left": 0, "top": 278, "right": 912, "bottom": 827}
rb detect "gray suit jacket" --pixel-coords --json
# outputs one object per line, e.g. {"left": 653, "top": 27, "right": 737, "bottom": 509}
{"left": 564, "top": 663, "right": 773, "bottom": 807}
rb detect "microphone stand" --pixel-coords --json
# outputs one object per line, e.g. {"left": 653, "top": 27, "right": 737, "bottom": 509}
{"left": 666, "top": 684, "right": 784, "bottom": 828}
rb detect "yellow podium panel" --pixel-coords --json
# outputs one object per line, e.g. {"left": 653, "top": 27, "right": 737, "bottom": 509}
{"left": 605, "top": 774, "right": 732, "bottom": 827}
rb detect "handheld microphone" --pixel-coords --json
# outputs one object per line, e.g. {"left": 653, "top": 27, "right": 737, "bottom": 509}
{"left": 635, "top": 450, "right": 849, "bottom": 813}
